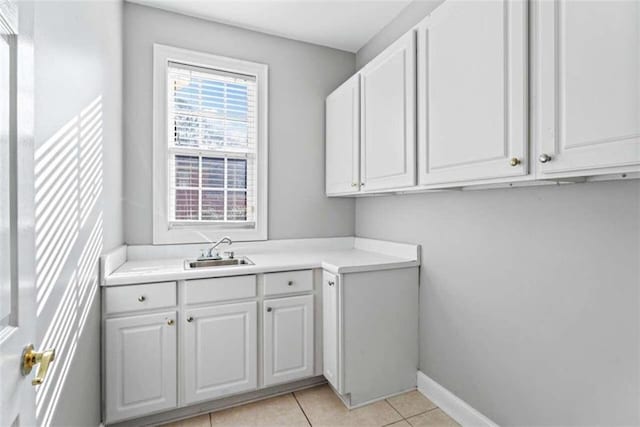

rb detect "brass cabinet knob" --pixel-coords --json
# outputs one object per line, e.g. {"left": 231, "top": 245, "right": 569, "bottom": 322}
{"left": 186, "top": 316, "right": 194, "bottom": 323}
{"left": 328, "top": 281, "right": 335, "bottom": 287}
{"left": 138, "top": 296, "right": 146, "bottom": 302}
{"left": 539, "top": 153, "right": 552, "bottom": 163}
{"left": 266, "top": 307, "right": 273, "bottom": 312}
{"left": 21, "top": 344, "right": 56, "bottom": 386}
{"left": 509, "top": 157, "right": 521, "bottom": 166}
{"left": 288, "top": 281, "right": 293, "bottom": 286}
{"left": 167, "top": 319, "right": 174, "bottom": 326}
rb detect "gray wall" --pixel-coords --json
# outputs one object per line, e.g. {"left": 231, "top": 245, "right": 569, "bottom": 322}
{"left": 123, "top": 3, "right": 356, "bottom": 244}
{"left": 355, "top": 3, "right": 640, "bottom": 424}
{"left": 33, "top": 1, "right": 123, "bottom": 425}
{"left": 356, "top": 181, "right": 640, "bottom": 426}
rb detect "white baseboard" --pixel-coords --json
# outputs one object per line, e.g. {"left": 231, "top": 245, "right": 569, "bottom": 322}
{"left": 416, "top": 371, "right": 498, "bottom": 427}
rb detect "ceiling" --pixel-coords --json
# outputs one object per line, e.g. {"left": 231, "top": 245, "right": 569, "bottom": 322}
{"left": 126, "top": 0, "right": 413, "bottom": 52}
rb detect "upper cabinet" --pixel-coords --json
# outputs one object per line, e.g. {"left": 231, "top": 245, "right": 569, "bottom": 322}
{"left": 360, "top": 32, "right": 417, "bottom": 191}
{"left": 417, "top": 0, "right": 528, "bottom": 185}
{"left": 535, "top": 0, "right": 640, "bottom": 177}
{"left": 326, "top": 74, "right": 360, "bottom": 195}
{"left": 325, "top": 0, "right": 639, "bottom": 197}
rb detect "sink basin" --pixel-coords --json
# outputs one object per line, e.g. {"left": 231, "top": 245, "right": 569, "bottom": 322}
{"left": 184, "top": 257, "right": 254, "bottom": 270}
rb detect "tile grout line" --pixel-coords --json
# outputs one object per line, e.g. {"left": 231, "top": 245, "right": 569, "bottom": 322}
{"left": 383, "top": 398, "right": 405, "bottom": 426}
{"left": 292, "top": 392, "right": 313, "bottom": 427}
{"left": 403, "top": 406, "right": 442, "bottom": 425}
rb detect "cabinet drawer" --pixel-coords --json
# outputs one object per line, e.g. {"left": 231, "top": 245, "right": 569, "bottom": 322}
{"left": 185, "top": 275, "right": 256, "bottom": 305}
{"left": 264, "top": 270, "right": 313, "bottom": 296}
{"left": 104, "top": 282, "right": 176, "bottom": 315}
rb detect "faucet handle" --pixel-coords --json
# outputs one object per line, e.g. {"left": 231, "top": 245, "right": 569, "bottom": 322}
{"left": 223, "top": 251, "right": 235, "bottom": 259}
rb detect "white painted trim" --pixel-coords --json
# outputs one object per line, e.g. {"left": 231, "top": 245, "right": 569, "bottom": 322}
{"left": 417, "top": 371, "right": 499, "bottom": 427}
{"left": 152, "top": 44, "right": 269, "bottom": 244}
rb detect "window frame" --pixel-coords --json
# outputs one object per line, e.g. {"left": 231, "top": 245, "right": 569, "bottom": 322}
{"left": 153, "top": 44, "right": 268, "bottom": 244}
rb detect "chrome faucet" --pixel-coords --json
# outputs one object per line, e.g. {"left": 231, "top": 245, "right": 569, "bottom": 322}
{"left": 200, "top": 236, "right": 233, "bottom": 260}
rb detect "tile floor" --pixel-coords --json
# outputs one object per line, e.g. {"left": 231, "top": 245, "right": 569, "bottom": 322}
{"left": 161, "top": 385, "right": 460, "bottom": 427}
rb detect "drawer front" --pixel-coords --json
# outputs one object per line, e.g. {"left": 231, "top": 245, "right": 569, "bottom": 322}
{"left": 104, "top": 282, "right": 176, "bottom": 315}
{"left": 185, "top": 275, "right": 256, "bottom": 305}
{"left": 264, "top": 270, "right": 313, "bottom": 296}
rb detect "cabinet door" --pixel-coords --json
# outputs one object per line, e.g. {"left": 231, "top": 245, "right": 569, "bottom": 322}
{"left": 326, "top": 74, "right": 360, "bottom": 195}
{"left": 418, "top": 0, "right": 528, "bottom": 185}
{"left": 322, "top": 272, "right": 340, "bottom": 391}
{"left": 536, "top": 0, "right": 640, "bottom": 177}
{"left": 360, "top": 31, "right": 416, "bottom": 191}
{"left": 263, "top": 295, "right": 314, "bottom": 386}
{"left": 183, "top": 301, "right": 257, "bottom": 404}
{"left": 105, "top": 311, "right": 177, "bottom": 423}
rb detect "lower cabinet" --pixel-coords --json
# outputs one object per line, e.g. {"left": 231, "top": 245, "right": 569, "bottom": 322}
{"left": 103, "top": 265, "right": 419, "bottom": 421}
{"left": 104, "top": 311, "right": 177, "bottom": 423}
{"left": 322, "top": 271, "right": 340, "bottom": 391}
{"left": 263, "top": 295, "right": 314, "bottom": 386}
{"left": 102, "top": 274, "right": 318, "bottom": 423}
{"left": 322, "top": 267, "right": 419, "bottom": 408}
{"left": 183, "top": 301, "right": 258, "bottom": 405}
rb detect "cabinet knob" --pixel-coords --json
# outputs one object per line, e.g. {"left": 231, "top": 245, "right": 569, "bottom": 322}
{"left": 186, "top": 316, "right": 194, "bottom": 323}
{"left": 509, "top": 157, "right": 521, "bottom": 167}
{"left": 328, "top": 281, "right": 335, "bottom": 287}
{"left": 288, "top": 281, "right": 293, "bottom": 286}
{"left": 138, "top": 296, "right": 146, "bottom": 302}
{"left": 167, "top": 319, "right": 174, "bottom": 326}
{"left": 266, "top": 307, "right": 273, "bottom": 312}
{"left": 539, "top": 153, "right": 552, "bottom": 163}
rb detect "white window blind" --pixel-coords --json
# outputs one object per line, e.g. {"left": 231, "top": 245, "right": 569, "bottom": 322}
{"left": 167, "top": 61, "right": 257, "bottom": 227}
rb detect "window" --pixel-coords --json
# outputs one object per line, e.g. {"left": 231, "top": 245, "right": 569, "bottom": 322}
{"left": 153, "top": 45, "right": 268, "bottom": 243}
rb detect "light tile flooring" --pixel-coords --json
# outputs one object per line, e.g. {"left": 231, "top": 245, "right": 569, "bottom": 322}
{"left": 161, "top": 385, "right": 460, "bottom": 427}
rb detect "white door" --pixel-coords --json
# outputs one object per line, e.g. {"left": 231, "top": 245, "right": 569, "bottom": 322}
{"left": 0, "top": 3, "right": 38, "bottom": 427}
{"left": 104, "top": 311, "right": 177, "bottom": 423}
{"left": 183, "top": 301, "right": 257, "bottom": 404}
{"left": 360, "top": 31, "right": 416, "bottom": 191}
{"left": 322, "top": 272, "right": 340, "bottom": 391}
{"left": 417, "top": 0, "right": 528, "bottom": 185}
{"left": 535, "top": 0, "right": 640, "bottom": 177}
{"left": 263, "top": 295, "right": 314, "bottom": 386}
{"left": 326, "top": 74, "right": 360, "bottom": 195}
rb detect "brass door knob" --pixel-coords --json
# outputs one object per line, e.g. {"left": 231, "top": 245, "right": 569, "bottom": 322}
{"left": 138, "top": 295, "right": 146, "bottom": 302}
{"left": 21, "top": 344, "right": 56, "bottom": 386}
{"left": 186, "top": 316, "right": 194, "bottom": 323}
{"left": 167, "top": 319, "right": 175, "bottom": 326}
{"left": 266, "top": 307, "right": 273, "bottom": 312}
{"left": 328, "top": 281, "right": 335, "bottom": 286}
{"left": 288, "top": 281, "right": 293, "bottom": 286}
{"left": 509, "top": 157, "right": 521, "bottom": 166}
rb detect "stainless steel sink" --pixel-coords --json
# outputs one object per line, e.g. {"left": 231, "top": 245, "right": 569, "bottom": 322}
{"left": 184, "top": 257, "right": 254, "bottom": 270}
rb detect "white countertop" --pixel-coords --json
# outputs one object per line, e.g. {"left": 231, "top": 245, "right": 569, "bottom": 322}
{"left": 102, "top": 238, "right": 420, "bottom": 286}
